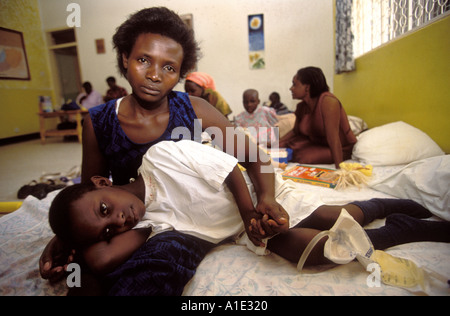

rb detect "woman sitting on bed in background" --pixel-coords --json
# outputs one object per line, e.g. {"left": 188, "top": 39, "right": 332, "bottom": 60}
{"left": 184, "top": 72, "right": 233, "bottom": 118}
{"left": 39, "top": 7, "right": 286, "bottom": 296}
{"left": 279, "top": 67, "right": 356, "bottom": 169}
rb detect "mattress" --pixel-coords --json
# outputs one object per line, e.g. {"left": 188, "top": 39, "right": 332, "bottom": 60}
{"left": 0, "top": 158, "right": 449, "bottom": 296}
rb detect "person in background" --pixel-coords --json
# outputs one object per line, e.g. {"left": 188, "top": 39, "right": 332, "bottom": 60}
{"left": 268, "top": 92, "right": 291, "bottom": 115}
{"left": 104, "top": 76, "right": 128, "bottom": 102}
{"left": 184, "top": 72, "right": 232, "bottom": 118}
{"left": 76, "top": 82, "right": 103, "bottom": 110}
{"left": 279, "top": 67, "right": 356, "bottom": 169}
{"left": 235, "top": 89, "right": 278, "bottom": 145}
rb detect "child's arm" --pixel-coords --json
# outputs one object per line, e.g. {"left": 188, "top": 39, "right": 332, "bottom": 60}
{"left": 225, "top": 165, "right": 289, "bottom": 247}
{"left": 82, "top": 228, "right": 151, "bottom": 275}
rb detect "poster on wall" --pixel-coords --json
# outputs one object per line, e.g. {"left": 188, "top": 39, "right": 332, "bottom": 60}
{"left": 0, "top": 27, "right": 31, "bottom": 80}
{"left": 95, "top": 39, "right": 106, "bottom": 54}
{"left": 248, "top": 14, "right": 265, "bottom": 70}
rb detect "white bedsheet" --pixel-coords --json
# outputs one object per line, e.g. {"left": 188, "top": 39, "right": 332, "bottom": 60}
{"left": 183, "top": 161, "right": 450, "bottom": 296}
{"left": 0, "top": 192, "right": 67, "bottom": 295}
{"left": 183, "top": 242, "right": 450, "bottom": 296}
{"left": 370, "top": 155, "right": 450, "bottom": 221}
{"left": 0, "top": 162, "right": 449, "bottom": 296}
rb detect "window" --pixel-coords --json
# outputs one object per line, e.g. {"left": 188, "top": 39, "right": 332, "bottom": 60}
{"left": 352, "top": 0, "right": 450, "bottom": 57}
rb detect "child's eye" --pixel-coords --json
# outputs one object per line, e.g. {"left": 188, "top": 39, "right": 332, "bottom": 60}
{"left": 138, "top": 57, "right": 149, "bottom": 64}
{"left": 100, "top": 202, "right": 108, "bottom": 215}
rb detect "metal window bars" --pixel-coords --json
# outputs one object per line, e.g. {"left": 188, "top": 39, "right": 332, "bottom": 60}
{"left": 352, "top": 0, "right": 450, "bottom": 57}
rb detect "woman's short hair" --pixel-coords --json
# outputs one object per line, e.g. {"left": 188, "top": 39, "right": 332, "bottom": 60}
{"left": 112, "top": 7, "right": 200, "bottom": 79}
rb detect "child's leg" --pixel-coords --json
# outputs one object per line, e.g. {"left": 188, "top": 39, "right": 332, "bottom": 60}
{"left": 296, "top": 204, "right": 365, "bottom": 231}
{"left": 267, "top": 228, "right": 331, "bottom": 266}
{"left": 350, "top": 198, "right": 432, "bottom": 226}
{"left": 297, "top": 199, "right": 432, "bottom": 231}
{"left": 366, "top": 213, "right": 450, "bottom": 250}
{"left": 269, "top": 199, "right": 437, "bottom": 267}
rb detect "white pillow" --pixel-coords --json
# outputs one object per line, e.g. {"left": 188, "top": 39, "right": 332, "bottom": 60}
{"left": 347, "top": 115, "right": 368, "bottom": 136}
{"left": 352, "top": 121, "right": 444, "bottom": 166}
{"left": 370, "top": 155, "right": 450, "bottom": 220}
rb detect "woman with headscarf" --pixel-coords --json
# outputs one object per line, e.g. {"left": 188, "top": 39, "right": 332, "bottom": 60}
{"left": 185, "top": 72, "right": 232, "bottom": 118}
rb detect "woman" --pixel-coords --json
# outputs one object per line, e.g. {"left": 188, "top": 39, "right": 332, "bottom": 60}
{"left": 184, "top": 72, "right": 232, "bottom": 118}
{"left": 39, "top": 7, "right": 284, "bottom": 296}
{"left": 279, "top": 67, "right": 356, "bottom": 168}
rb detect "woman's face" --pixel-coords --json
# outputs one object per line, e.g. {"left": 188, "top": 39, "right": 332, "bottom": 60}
{"left": 123, "top": 33, "right": 184, "bottom": 105}
{"left": 290, "top": 75, "right": 308, "bottom": 100}
{"left": 184, "top": 80, "right": 204, "bottom": 97}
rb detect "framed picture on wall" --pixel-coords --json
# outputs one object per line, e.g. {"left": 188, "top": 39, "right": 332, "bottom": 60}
{"left": 248, "top": 14, "right": 265, "bottom": 69}
{"left": 0, "top": 27, "right": 31, "bottom": 80}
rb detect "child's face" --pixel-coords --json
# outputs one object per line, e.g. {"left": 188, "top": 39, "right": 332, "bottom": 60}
{"left": 71, "top": 186, "right": 146, "bottom": 246}
{"left": 123, "top": 33, "right": 184, "bottom": 104}
{"left": 243, "top": 91, "right": 260, "bottom": 114}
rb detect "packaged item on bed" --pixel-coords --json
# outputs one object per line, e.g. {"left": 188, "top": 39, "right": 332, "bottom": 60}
{"left": 334, "top": 162, "right": 373, "bottom": 190}
{"left": 339, "top": 162, "right": 372, "bottom": 176}
{"left": 282, "top": 165, "right": 339, "bottom": 188}
{"left": 266, "top": 147, "right": 293, "bottom": 164}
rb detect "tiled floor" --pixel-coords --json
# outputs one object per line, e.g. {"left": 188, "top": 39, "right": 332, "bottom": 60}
{"left": 0, "top": 137, "right": 82, "bottom": 201}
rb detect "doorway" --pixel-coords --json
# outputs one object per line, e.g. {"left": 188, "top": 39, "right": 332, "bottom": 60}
{"left": 53, "top": 46, "right": 80, "bottom": 102}
{"left": 46, "top": 28, "right": 82, "bottom": 107}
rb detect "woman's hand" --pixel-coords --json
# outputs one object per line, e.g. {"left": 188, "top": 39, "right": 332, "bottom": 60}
{"left": 39, "top": 235, "right": 75, "bottom": 283}
{"left": 253, "top": 196, "right": 289, "bottom": 237}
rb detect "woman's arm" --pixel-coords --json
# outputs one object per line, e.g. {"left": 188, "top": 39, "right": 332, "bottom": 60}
{"left": 82, "top": 228, "right": 151, "bottom": 275}
{"left": 81, "top": 115, "right": 109, "bottom": 182}
{"left": 278, "top": 110, "right": 299, "bottom": 148}
{"left": 191, "top": 97, "right": 289, "bottom": 231}
{"left": 40, "top": 115, "right": 106, "bottom": 281}
{"left": 278, "top": 129, "right": 295, "bottom": 146}
{"left": 225, "top": 165, "right": 264, "bottom": 246}
{"left": 225, "top": 165, "right": 289, "bottom": 246}
{"left": 39, "top": 236, "right": 75, "bottom": 282}
{"left": 321, "top": 96, "right": 344, "bottom": 168}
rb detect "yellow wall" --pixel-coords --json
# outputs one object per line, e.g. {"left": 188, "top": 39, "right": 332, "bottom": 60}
{"left": 334, "top": 16, "right": 450, "bottom": 153}
{"left": 0, "top": 0, "right": 54, "bottom": 139}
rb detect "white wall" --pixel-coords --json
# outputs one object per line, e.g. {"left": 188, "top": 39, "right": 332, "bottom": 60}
{"left": 39, "top": 0, "right": 334, "bottom": 117}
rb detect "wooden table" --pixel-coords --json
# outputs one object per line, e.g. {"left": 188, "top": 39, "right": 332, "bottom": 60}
{"left": 37, "top": 110, "right": 88, "bottom": 144}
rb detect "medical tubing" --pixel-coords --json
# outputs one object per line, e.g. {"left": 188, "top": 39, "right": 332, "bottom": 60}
{"left": 297, "top": 230, "right": 331, "bottom": 272}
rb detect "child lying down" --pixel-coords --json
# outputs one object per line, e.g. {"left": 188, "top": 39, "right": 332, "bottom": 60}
{"left": 49, "top": 140, "right": 450, "bottom": 275}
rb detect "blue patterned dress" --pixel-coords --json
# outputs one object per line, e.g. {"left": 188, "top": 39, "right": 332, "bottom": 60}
{"left": 89, "top": 91, "right": 214, "bottom": 295}
{"left": 89, "top": 91, "right": 200, "bottom": 185}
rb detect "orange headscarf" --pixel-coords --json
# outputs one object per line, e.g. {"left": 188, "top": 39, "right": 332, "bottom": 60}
{"left": 185, "top": 72, "right": 216, "bottom": 91}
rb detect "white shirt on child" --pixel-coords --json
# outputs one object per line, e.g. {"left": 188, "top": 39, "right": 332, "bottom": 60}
{"left": 135, "top": 140, "right": 243, "bottom": 244}
{"left": 134, "top": 140, "right": 325, "bottom": 252}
